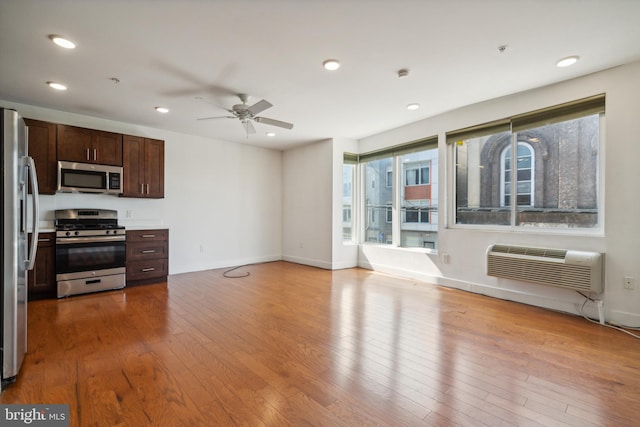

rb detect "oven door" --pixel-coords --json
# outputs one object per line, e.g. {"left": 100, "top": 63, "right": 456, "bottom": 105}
{"left": 56, "top": 236, "right": 126, "bottom": 277}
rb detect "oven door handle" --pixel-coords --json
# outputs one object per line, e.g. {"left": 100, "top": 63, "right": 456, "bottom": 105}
{"left": 56, "top": 235, "right": 126, "bottom": 244}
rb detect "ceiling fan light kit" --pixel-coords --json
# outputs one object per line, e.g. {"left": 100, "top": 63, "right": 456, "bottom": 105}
{"left": 198, "top": 93, "right": 294, "bottom": 137}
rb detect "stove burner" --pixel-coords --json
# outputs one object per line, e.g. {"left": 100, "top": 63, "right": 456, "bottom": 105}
{"left": 54, "top": 208, "right": 123, "bottom": 231}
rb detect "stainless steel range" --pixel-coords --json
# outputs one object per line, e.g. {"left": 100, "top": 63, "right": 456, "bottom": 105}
{"left": 55, "top": 208, "right": 126, "bottom": 298}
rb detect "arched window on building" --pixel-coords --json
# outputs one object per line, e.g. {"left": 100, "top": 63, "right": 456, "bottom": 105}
{"left": 500, "top": 142, "right": 534, "bottom": 207}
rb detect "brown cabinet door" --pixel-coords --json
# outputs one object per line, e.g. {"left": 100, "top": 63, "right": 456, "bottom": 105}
{"left": 24, "top": 119, "right": 57, "bottom": 194}
{"left": 122, "top": 135, "right": 164, "bottom": 198}
{"left": 57, "top": 124, "right": 123, "bottom": 165}
{"left": 57, "top": 124, "right": 92, "bottom": 163}
{"left": 144, "top": 138, "right": 164, "bottom": 198}
{"left": 93, "top": 130, "right": 123, "bottom": 165}
{"left": 122, "top": 135, "right": 145, "bottom": 196}
{"left": 27, "top": 233, "right": 56, "bottom": 300}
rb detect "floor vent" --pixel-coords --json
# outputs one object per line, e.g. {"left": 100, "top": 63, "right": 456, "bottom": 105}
{"left": 487, "top": 244, "right": 604, "bottom": 293}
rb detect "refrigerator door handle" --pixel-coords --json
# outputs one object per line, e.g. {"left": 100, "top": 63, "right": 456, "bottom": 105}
{"left": 25, "top": 155, "right": 40, "bottom": 271}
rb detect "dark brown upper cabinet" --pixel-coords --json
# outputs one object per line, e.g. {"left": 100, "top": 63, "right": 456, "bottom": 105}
{"left": 24, "top": 118, "right": 57, "bottom": 194}
{"left": 57, "top": 124, "right": 123, "bottom": 166}
{"left": 122, "top": 135, "right": 164, "bottom": 198}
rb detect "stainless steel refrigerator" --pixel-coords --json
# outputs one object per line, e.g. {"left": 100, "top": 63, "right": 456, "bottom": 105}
{"left": 1, "top": 108, "right": 39, "bottom": 390}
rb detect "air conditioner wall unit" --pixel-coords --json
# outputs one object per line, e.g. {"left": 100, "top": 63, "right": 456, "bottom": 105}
{"left": 486, "top": 244, "right": 604, "bottom": 293}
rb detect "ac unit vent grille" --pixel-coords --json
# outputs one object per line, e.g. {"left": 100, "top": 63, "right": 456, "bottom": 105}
{"left": 490, "top": 244, "right": 567, "bottom": 260}
{"left": 487, "top": 245, "right": 603, "bottom": 293}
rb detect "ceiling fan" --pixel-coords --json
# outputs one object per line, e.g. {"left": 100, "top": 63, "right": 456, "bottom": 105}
{"left": 197, "top": 94, "right": 294, "bottom": 136}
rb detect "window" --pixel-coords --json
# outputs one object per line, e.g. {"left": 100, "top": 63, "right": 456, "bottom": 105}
{"left": 364, "top": 157, "right": 393, "bottom": 244}
{"left": 342, "top": 157, "right": 356, "bottom": 242}
{"left": 501, "top": 142, "right": 534, "bottom": 207}
{"left": 356, "top": 136, "right": 438, "bottom": 249}
{"left": 400, "top": 152, "right": 437, "bottom": 248}
{"left": 449, "top": 94, "right": 604, "bottom": 229}
{"left": 405, "top": 164, "right": 430, "bottom": 186}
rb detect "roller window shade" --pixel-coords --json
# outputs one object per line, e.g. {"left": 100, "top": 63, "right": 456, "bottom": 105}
{"left": 446, "top": 94, "right": 605, "bottom": 143}
{"left": 511, "top": 94, "right": 605, "bottom": 132}
{"left": 358, "top": 136, "right": 438, "bottom": 163}
{"left": 446, "top": 120, "right": 510, "bottom": 145}
{"left": 343, "top": 153, "right": 358, "bottom": 164}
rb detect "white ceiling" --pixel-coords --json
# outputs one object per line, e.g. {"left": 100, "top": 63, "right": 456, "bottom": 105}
{"left": 2, "top": 0, "right": 640, "bottom": 150}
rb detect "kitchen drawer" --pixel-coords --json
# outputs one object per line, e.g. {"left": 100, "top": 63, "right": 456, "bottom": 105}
{"left": 126, "top": 229, "right": 168, "bottom": 243}
{"left": 127, "top": 258, "right": 168, "bottom": 282}
{"left": 126, "top": 228, "right": 169, "bottom": 286}
{"left": 126, "top": 241, "right": 168, "bottom": 261}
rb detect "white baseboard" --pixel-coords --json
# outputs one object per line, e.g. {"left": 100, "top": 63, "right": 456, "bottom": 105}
{"left": 358, "top": 259, "right": 640, "bottom": 328}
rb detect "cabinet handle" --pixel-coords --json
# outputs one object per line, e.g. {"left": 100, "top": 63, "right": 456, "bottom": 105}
{"left": 141, "top": 250, "right": 156, "bottom": 254}
{"left": 141, "top": 234, "right": 156, "bottom": 238}
{"left": 141, "top": 184, "right": 144, "bottom": 194}
{"left": 93, "top": 148, "right": 97, "bottom": 161}
{"left": 141, "top": 267, "right": 156, "bottom": 272}
{"left": 86, "top": 148, "right": 90, "bottom": 161}
{"left": 38, "top": 238, "right": 51, "bottom": 242}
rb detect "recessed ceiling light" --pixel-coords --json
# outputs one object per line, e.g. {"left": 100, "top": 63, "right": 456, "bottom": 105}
{"left": 266, "top": 132, "right": 276, "bottom": 137}
{"left": 155, "top": 106, "right": 169, "bottom": 114}
{"left": 407, "top": 103, "right": 420, "bottom": 111}
{"left": 46, "top": 81, "right": 67, "bottom": 90}
{"left": 323, "top": 59, "right": 340, "bottom": 71}
{"left": 556, "top": 56, "right": 579, "bottom": 68}
{"left": 49, "top": 35, "right": 76, "bottom": 49}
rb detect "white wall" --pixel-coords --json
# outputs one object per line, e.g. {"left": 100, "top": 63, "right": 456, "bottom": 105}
{"left": 332, "top": 138, "right": 359, "bottom": 269}
{"left": 5, "top": 61, "right": 640, "bottom": 326}
{"left": 282, "top": 139, "right": 334, "bottom": 269}
{"left": 353, "top": 61, "right": 640, "bottom": 327}
{"left": 1, "top": 101, "right": 283, "bottom": 275}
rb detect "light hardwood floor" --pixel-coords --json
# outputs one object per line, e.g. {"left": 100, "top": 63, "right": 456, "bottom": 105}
{"left": 2, "top": 261, "right": 640, "bottom": 426}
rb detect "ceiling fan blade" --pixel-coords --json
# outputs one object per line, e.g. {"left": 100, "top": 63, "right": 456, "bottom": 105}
{"left": 242, "top": 120, "right": 256, "bottom": 135}
{"left": 247, "top": 99, "right": 272, "bottom": 116}
{"left": 197, "top": 115, "right": 235, "bottom": 121}
{"left": 255, "top": 116, "right": 294, "bottom": 130}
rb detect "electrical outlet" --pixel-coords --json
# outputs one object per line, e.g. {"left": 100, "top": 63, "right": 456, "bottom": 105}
{"left": 624, "top": 276, "right": 635, "bottom": 290}
{"left": 199, "top": 245, "right": 205, "bottom": 253}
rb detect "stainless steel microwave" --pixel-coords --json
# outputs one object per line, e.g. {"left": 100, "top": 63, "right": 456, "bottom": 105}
{"left": 57, "top": 161, "right": 123, "bottom": 194}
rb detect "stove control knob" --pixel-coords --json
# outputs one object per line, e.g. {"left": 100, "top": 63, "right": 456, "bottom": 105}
{"left": 65, "top": 231, "right": 71, "bottom": 236}
{"left": 74, "top": 231, "right": 80, "bottom": 236}
{"left": 106, "top": 230, "right": 111, "bottom": 235}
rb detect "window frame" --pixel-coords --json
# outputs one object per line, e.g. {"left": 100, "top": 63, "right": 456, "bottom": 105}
{"left": 352, "top": 136, "right": 439, "bottom": 250}
{"left": 447, "top": 94, "right": 605, "bottom": 234}
{"left": 500, "top": 141, "right": 535, "bottom": 207}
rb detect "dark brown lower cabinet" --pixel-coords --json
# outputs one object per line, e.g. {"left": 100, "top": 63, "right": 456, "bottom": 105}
{"left": 28, "top": 232, "right": 56, "bottom": 300}
{"left": 126, "top": 229, "right": 169, "bottom": 286}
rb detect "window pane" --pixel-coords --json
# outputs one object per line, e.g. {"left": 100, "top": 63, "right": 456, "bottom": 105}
{"left": 515, "top": 114, "right": 599, "bottom": 228}
{"left": 401, "top": 149, "right": 438, "bottom": 248}
{"left": 455, "top": 132, "right": 511, "bottom": 225}
{"left": 342, "top": 164, "right": 354, "bottom": 241}
{"left": 517, "top": 181, "right": 530, "bottom": 193}
{"left": 517, "top": 169, "right": 531, "bottom": 181}
{"left": 365, "top": 158, "right": 393, "bottom": 243}
{"left": 406, "top": 168, "right": 417, "bottom": 185}
{"left": 420, "top": 167, "right": 430, "bottom": 184}
{"left": 405, "top": 210, "right": 418, "bottom": 222}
